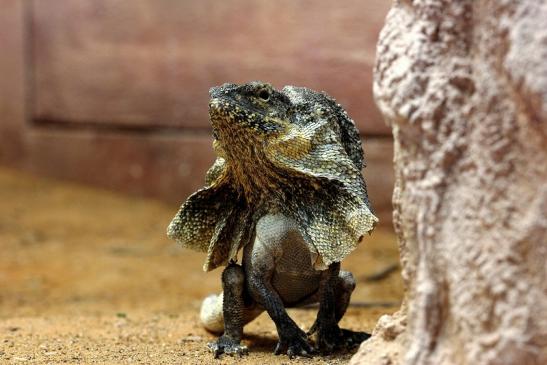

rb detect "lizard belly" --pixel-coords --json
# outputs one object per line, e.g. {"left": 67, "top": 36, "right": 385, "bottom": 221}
{"left": 243, "top": 214, "right": 322, "bottom": 306}
{"left": 271, "top": 240, "right": 322, "bottom": 305}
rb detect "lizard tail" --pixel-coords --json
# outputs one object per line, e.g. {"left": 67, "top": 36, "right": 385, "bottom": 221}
{"left": 199, "top": 293, "right": 225, "bottom": 334}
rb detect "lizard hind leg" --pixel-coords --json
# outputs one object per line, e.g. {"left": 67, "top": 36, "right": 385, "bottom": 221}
{"left": 335, "top": 270, "right": 371, "bottom": 348}
{"left": 335, "top": 270, "right": 356, "bottom": 322}
{"left": 309, "top": 268, "right": 370, "bottom": 353}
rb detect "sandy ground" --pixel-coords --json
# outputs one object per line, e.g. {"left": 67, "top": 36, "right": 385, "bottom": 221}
{"left": 0, "top": 167, "right": 403, "bottom": 364}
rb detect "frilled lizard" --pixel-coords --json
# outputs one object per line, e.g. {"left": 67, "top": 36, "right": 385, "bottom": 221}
{"left": 167, "top": 82, "right": 378, "bottom": 358}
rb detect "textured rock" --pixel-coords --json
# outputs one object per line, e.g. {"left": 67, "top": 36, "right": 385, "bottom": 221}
{"left": 352, "top": 1, "right": 547, "bottom": 365}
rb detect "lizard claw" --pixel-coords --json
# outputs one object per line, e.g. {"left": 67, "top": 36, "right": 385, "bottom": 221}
{"left": 207, "top": 335, "right": 248, "bottom": 358}
{"left": 287, "top": 346, "right": 313, "bottom": 359}
{"left": 307, "top": 321, "right": 317, "bottom": 336}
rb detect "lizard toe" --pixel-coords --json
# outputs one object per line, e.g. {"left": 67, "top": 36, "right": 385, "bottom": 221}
{"left": 207, "top": 335, "right": 248, "bottom": 358}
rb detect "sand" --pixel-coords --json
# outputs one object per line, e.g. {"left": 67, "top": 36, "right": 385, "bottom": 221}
{"left": 0, "top": 167, "right": 403, "bottom": 364}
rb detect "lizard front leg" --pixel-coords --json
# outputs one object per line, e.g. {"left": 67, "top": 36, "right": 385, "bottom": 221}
{"left": 245, "top": 230, "right": 314, "bottom": 358}
{"left": 248, "top": 269, "right": 314, "bottom": 358}
{"left": 208, "top": 263, "right": 249, "bottom": 358}
{"left": 310, "top": 263, "right": 370, "bottom": 353}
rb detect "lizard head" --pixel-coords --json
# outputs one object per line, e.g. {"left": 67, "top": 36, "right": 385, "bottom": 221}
{"left": 208, "top": 82, "right": 293, "bottom": 155}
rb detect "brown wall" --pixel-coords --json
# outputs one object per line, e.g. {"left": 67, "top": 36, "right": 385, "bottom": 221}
{"left": 0, "top": 0, "right": 394, "bottom": 223}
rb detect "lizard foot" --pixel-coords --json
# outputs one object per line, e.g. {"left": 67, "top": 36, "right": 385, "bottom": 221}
{"left": 207, "top": 335, "right": 248, "bottom": 358}
{"left": 274, "top": 327, "right": 314, "bottom": 358}
{"left": 312, "top": 324, "right": 371, "bottom": 354}
{"left": 340, "top": 328, "right": 371, "bottom": 349}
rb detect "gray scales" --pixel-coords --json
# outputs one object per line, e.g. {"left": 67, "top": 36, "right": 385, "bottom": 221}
{"left": 167, "top": 82, "right": 378, "bottom": 358}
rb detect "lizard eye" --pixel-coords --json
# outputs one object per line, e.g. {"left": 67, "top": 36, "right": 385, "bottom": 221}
{"left": 257, "top": 89, "right": 270, "bottom": 101}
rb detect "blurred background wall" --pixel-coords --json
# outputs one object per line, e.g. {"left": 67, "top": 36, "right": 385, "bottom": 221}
{"left": 0, "top": 0, "right": 393, "bottom": 223}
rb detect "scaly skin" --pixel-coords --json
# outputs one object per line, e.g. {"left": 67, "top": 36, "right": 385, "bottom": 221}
{"left": 167, "top": 82, "right": 378, "bottom": 358}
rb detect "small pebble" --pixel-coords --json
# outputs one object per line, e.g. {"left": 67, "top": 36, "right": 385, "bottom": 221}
{"left": 179, "top": 335, "right": 203, "bottom": 342}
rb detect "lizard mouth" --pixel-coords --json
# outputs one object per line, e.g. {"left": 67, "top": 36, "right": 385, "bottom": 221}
{"left": 208, "top": 98, "right": 231, "bottom": 138}
{"left": 209, "top": 97, "right": 256, "bottom": 135}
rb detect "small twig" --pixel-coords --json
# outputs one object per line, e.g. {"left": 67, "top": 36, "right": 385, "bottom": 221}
{"left": 348, "top": 301, "right": 400, "bottom": 308}
{"left": 360, "top": 262, "right": 400, "bottom": 282}
{"left": 300, "top": 300, "right": 400, "bottom": 310}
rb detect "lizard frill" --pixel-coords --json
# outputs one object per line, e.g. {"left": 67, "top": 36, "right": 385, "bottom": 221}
{"left": 264, "top": 114, "right": 378, "bottom": 269}
{"left": 167, "top": 158, "right": 253, "bottom": 272}
{"left": 167, "top": 84, "right": 378, "bottom": 272}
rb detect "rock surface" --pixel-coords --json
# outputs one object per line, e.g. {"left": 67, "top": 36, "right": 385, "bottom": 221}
{"left": 352, "top": 1, "right": 547, "bottom": 364}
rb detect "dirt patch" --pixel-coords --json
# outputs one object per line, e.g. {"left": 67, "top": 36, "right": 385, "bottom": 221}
{"left": 0, "top": 167, "right": 403, "bottom": 364}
